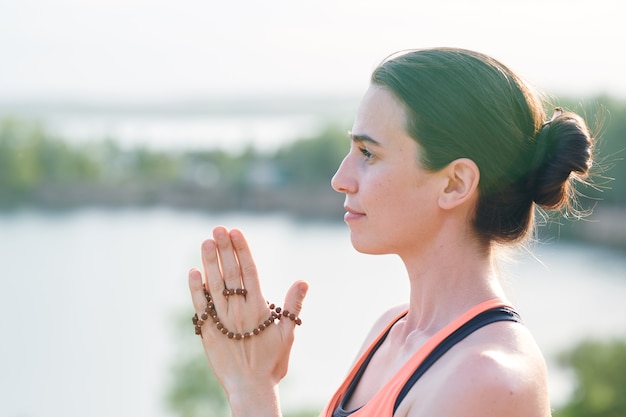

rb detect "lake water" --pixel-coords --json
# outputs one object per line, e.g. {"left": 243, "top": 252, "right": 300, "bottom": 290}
{"left": 1, "top": 208, "right": 625, "bottom": 417}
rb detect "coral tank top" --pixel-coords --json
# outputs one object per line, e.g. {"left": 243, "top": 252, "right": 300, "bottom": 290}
{"left": 321, "top": 299, "right": 521, "bottom": 417}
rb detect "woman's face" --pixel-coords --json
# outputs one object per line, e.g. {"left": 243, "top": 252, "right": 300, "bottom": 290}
{"left": 331, "top": 85, "right": 445, "bottom": 256}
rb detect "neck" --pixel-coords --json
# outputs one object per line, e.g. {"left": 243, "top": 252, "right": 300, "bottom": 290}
{"left": 398, "top": 233, "right": 509, "bottom": 337}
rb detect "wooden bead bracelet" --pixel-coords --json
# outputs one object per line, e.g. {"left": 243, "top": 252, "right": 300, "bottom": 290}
{"left": 193, "top": 287, "right": 302, "bottom": 339}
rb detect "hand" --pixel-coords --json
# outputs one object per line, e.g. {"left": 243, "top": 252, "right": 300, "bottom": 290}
{"left": 188, "top": 226, "right": 309, "bottom": 416}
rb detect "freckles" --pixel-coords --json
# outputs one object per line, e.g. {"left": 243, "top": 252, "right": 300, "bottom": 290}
{"left": 370, "top": 180, "right": 391, "bottom": 198}
{"left": 373, "top": 179, "right": 387, "bottom": 188}
{"left": 370, "top": 182, "right": 395, "bottom": 208}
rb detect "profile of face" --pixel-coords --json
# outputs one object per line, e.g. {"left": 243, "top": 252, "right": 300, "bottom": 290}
{"left": 331, "top": 85, "right": 445, "bottom": 257}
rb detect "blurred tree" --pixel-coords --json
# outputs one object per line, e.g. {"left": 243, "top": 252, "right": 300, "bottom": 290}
{"left": 181, "top": 146, "right": 259, "bottom": 188}
{"left": 165, "top": 312, "right": 323, "bottom": 417}
{"left": 1, "top": 95, "right": 623, "bottom": 223}
{"left": 554, "top": 337, "right": 626, "bottom": 417}
{"left": 273, "top": 124, "right": 348, "bottom": 186}
{"left": 130, "top": 147, "right": 181, "bottom": 182}
{"left": 165, "top": 314, "right": 229, "bottom": 417}
{"left": 0, "top": 118, "right": 101, "bottom": 204}
{"left": 284, "top": 411, "right": 321, "bottom": 417}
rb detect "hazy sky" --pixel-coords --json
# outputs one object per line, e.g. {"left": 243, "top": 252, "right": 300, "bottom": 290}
{"left": 1, "top": 0, "right": 624, "bottom": 102}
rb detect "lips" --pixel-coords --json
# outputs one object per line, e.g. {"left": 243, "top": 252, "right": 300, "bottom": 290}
{"left": 344, "top": 206, "right": 366, "bottom": 222}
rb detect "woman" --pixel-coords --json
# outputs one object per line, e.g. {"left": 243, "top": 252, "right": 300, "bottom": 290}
{"left": 188, "top": 47, "right": 595, "bottom": 417}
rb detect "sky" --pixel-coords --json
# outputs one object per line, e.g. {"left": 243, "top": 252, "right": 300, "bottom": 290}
{"left": 1, "top": 0, "right": 625, "bottom": 104}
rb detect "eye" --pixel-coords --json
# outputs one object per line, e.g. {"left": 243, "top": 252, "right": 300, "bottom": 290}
{"left": 359, "top": 147, "right": 374, "bottom": 160}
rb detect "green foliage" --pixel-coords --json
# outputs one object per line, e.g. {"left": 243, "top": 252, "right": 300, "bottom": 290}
{"left": 284, "top": 410, "right": 321, "bottom": 417}
{"left": 129, "top": 147, "right": 182, "bottom": 182}
{"left": 554, "top": 337, "right": 626, "bottom": 417}
{"left": 165, "top": 312, "right": 323, "bottom": 417}
{"left": 165, "top": 313, "right": 229, "bottom": 417}
{"left": 167, "top": 355, "right": 229, "bottom": 417}
{"left": 274, "top": 124, "right": 348, "bottom": 186}
{"left": 182, "top": 145, "right": 264, "bottom": 188}
{"left": 0, "top": 94, "right": 623, "bottom": 215}
{"left": 0, "top": 118, "right": 101, "bottom": 201}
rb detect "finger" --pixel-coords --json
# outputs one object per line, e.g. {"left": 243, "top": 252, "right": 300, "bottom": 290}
{"left": 229, "top": 228, "right": 263, "bottom": 300}
{"left": 213, "top": 226, "right": 244, "bottom": 291}
{"left": 201, "top": 238, "right": 224, "bottom": 299}
{"left": 188, "top": 267, "right": 209, "bottom": 314}
{"left": 281, "top": 280, "right": 309, "bottom": 327}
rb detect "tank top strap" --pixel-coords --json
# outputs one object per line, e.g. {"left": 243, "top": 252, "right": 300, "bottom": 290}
{"left": 392, "top": 305, "right": 521, "bottom": 413}
{"left": 323, "top": 298, "right": 518, "bottom": 417}
{"left": 326, "top": 308, "right": 409, "bottom": 417}
{"left": 332, "top": 310, "right": 408, "bottom": 417}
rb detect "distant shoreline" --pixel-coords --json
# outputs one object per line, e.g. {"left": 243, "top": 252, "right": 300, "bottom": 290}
{"left": 3, "top": 183, "right": 625, "bottom": 252}
{"left": 1, "top": 183, "right": 345, "bottom": 221}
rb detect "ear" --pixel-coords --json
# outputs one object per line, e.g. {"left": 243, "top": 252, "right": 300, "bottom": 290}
{"left": 438, "top": 158, "right": 480, "bottom": 210}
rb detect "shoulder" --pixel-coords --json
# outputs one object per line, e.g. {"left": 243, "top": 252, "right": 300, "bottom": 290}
{"left": 447, "top": 332, "right": 550, "bottom": 417}
{"left": 404, "top": 321, "right": 552, "bottom": 417}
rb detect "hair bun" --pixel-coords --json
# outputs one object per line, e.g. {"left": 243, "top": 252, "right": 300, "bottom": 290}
{"left": 529, "top": 111, "right": 593, "bottom": 210}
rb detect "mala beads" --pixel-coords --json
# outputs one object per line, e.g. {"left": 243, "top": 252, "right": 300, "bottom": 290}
{"left": 222, "top": 288, "right": 247, "bottom": 297}
{"left": 193, "top": 287, "right": 302, "bottom": 339}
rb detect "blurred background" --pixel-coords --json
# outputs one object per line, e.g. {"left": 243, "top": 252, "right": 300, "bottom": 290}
{"left": 1, "top": 1, "right": 625, "bottom": 416}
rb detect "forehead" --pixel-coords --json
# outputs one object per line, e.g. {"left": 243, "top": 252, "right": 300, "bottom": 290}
{"left": 352, "top": 85, "right": 409, "bottom": 140}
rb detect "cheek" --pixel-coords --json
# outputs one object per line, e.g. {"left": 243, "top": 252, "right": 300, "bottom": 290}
{"left": 366, "top": 176, "right": 414, "bottom": 217}
{"left": 362, "top": 175, "right": 392, "bottom": 203}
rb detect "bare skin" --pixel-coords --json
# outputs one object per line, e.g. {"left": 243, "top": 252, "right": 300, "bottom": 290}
{"left": 188, "top": 227, "right": 308, "bottom": 417}
{"left": 188, "top": 84, "right": 552, "bottom": 417}
{"left": 328, "top": 85, "right": 551, "bottom": 416}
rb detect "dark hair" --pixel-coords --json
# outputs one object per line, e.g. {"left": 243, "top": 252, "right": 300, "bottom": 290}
{"left": 371, "top": 47, "right": 594, "bottom": 244}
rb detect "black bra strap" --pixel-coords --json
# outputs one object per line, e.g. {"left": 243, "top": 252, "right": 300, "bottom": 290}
{"left": 392, "top": 306, "right": 521, "bottom": 413}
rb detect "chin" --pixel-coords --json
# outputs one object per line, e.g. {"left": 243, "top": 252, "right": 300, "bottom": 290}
{"left": 350, "top": 234, "right": 388, "bottom": 255}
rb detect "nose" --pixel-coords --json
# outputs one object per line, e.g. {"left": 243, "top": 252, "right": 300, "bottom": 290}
{"left": 331, "top": 154, "right": 356, "bottom": 194}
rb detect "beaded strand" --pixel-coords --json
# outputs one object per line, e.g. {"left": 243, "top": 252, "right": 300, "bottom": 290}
{"left": 193, "top": 288, "right": 302, "bottom": 339}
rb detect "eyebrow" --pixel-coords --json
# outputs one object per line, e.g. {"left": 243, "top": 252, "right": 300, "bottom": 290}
{"left": 349, "top": 132, "right": 381, "bottom": 146}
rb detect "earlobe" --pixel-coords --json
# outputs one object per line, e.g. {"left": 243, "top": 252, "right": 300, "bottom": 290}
{"left": 438, "top": 158, "right": 480, "bottom": 210}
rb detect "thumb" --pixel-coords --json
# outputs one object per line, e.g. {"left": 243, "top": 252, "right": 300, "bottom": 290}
{"left": 283, "top": 280, "right": 309, "bottom": 323}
